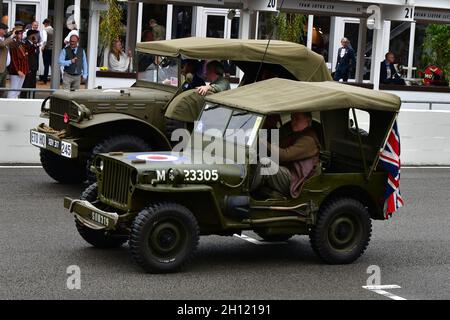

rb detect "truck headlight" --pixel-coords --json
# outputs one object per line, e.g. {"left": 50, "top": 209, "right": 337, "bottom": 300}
{"left": 95, "top": 158, "right": 104, "bottom": 172}
{"left": 41, "top": 96, "right": 51, "bottom": 113}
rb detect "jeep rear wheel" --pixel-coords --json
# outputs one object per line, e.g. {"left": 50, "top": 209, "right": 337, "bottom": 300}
{"left": 130, "top": 203, "right": 200, "bottom": 273}
{"left": 86, "top": 134, "right": 151, "bottom": 183}
{"left": 40, "top": 149, "right": 86, "bottom": 183}
{"left": 309, "top": 198, "right": 371, "bottom": 264}
{"left": 75, "top": 183, "right": 127, "bottom": 249}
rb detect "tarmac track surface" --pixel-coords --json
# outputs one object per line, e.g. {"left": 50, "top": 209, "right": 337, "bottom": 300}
{"left": 0, "top": 168, "right": 448, "bottom": 300}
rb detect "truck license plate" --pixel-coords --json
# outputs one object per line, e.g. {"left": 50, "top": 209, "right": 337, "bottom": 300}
{"left": 30, "top": 130, "right": 46, "bottom": 148}
{"left": 60, "top": 141, "right": 72, "bottom": 158}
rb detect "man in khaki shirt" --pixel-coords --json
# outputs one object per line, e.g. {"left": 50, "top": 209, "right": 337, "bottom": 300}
{"left": 253, "top": 112, "right": 320, "bottom": 199}
{"left": 0, "top": 23, "right": 13, "bottom": 95}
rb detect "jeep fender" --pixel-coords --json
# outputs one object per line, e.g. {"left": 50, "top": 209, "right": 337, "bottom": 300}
{"left": 70, "top": 113, "right": 171, "bottom": 150}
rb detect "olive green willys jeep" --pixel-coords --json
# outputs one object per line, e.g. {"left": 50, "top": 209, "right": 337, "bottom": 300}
{"left": 64, "top": 79, "right": 402, "bottom": 273}
{"left": 30, "top": 37, "right": 330, "bottom": 183}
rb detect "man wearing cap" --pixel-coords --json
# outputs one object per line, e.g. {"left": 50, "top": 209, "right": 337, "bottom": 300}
{"left": 7, "top": 28, "right": 29, "bottom": 98}
{"left": 20, "top": 30, "right": 40, "bottom": 97}
{"left": 0, "top": 23, "right": 13, "bottom": 96}
{"left": 59, "top": 34, "right": 88, "bottom": 90}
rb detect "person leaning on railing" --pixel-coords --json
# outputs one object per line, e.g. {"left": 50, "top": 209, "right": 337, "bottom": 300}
{"left": 108, "top": 39, "right": 132, "bottom": 73}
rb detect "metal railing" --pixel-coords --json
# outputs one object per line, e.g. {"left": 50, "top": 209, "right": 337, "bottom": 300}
{"left": 401, "top": 100, "right": 450, "bottom": 111}
{"left": 0, "top": 87, "right": 56, "bottom": 99}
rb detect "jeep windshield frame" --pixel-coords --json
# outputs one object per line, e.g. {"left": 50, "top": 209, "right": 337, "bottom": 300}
{"left": 136, "top": 52, "right": 181, "bottom": 89}
{"left": 194, "top": 103, "right": 263, "bottom": 147}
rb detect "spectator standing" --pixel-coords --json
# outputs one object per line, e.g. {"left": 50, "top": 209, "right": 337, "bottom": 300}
{"left": 149, "top": 19, "right": 166, "bottom": 41}
{"left": 380, "top": 52, "right": 406, "bottom": 85}
{"left": 59, "top": 34, "right": 88, "bottom": 90}
{"left": 20, "top": 30, "right": 39, "bottom": 98}
{"left": 333, "top": 37, "right": 355, "bottom": 82}
{"left": 7, "top": 28, "right": 29, "bottom": 98}
{"left": 0, "top": 23, "right": 13, "bottom": 96}
{"left": 40, "top": 19, "right": 53, "bottom": 84}
{"left": 108, "top": 39, "right": 132, "bottom": 72}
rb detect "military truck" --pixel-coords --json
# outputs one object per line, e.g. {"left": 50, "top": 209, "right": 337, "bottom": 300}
{"left": 29, "top": 37, "right": 331, "bottom": 183}
{"left": 64, "top": 78, "right": 402, "bottom": 273}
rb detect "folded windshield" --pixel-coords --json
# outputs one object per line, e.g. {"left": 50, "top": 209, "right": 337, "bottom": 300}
{"left": 136, "top": 53, "right": 179, "bottom": 87}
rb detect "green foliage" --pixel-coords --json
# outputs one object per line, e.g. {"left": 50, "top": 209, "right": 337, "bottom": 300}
{"left": 99, "top": 0, "right": 125, "bottom": 48}
{"left": 421, "top": 24, "right": 450, "bottom": 79}
{"left": 272, "top": 13, "right": 307, "bottom": 44}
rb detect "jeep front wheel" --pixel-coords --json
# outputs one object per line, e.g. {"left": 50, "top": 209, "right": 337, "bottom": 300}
{"left": 86, "top": 134, "right": 151, "bottom": 183}
{"left": 40, "top": 149, "right": 86, "bottom": 183}
{"left": 75, "top": 183, "right": 127, "bottom": 248}
{"left": 130, "top": 203, "right": 200, "bottom": 273}
{"left": 309, "top": 198, "right": 371, "bottom": 264}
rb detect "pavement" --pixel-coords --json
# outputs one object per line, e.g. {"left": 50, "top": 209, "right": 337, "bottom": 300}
{"left": 0, "top": 167, "right": 449, "bottom": 300}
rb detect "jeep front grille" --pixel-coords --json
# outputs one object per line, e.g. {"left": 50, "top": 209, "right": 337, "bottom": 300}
{"left": 100, "top": 159, "right": 133, "bottom": 209}
{"left": 49, "top": 97, "right": 71, "bottom": 130}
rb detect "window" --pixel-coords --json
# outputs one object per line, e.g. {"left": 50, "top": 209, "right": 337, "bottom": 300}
{"left": 206, "top": 15, "right": 225, "bottom": 38}
{"left": 1, "top": 3, "right": 8, "bottom": 27}
{"left": 349, "top": 109, "right": 370, "bottom": 136}
{"left": 312, "top": 16, "right": 331, "bottom": 61}
{"left": 15, "top": 4, "right": 36, "bottom": 27}
{"left": 196, "top": 105, "right": 262, "bottom": 146}
{"left": 137, "top": 54, "right": 179, "bottom": 87}
{"left": 196, "top": 105, "right": 233, "bottom": 136}
{"left": 225, "top": 111, "right": 260, "bottom": 145}
{"left": 141, "top": 4, "right": 167, "bottom": 41}
{"left": 172, "top": 6, "right": 192, "bottom": 39}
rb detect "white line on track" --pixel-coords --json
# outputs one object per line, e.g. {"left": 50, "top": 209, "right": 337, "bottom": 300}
{"left": 0, "top": 165, "right": 43, "bottom": 168}
{"left": 233, "top": 233, "right": 288, "bottom": 245}
{"left": 362, "top": 285, "right": 407, "bottom": 300}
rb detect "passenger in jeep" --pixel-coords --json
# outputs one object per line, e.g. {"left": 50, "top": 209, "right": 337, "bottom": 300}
{"left": 253, "top": 112, "right": 321, "bottom": 199}
{"left": 197, "top": 60, "right": 230, "bottom": 95}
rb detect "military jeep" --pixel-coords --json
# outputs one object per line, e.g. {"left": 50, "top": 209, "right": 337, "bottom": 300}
{"left": 63, "top": 78, "right": 401, "bottom": 273}
{"left": 30, "top": 37, "right": 331, "bottom": 183}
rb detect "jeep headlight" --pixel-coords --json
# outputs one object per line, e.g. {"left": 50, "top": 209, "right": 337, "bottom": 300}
{"left": 95, "top": 158, "right": 104, "bottom": 172}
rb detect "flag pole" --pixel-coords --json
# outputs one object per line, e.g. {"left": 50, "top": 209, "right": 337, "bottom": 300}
{"left": 366, "top": 112, "right": 398, "bottom": 180}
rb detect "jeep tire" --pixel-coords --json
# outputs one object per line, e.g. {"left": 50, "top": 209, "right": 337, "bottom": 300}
{"left": 130, "top": 202, "right": 200, "bottom": 273}
{"left": 309, "top": 197, "right": 371, "bottom": 264}
{"left": 75, "top": 183, "right": 127, "bottom": 248}
{"left": 40, "top": 149, "right": 86, "bottom": 184}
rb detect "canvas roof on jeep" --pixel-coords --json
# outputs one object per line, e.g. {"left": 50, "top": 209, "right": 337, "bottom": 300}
{"left": 205, "top": 78, "right": 402, "bottom": 114}
{"left": 136, "top": 37, "right": 332, "bottom": 82}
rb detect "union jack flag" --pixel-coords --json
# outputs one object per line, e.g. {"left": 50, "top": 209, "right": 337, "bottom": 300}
{"left": 379, "top": 120, "right": 404, "bottom": 217}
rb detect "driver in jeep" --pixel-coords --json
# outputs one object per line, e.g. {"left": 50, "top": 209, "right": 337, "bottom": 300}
{"left": 253, "top": 112, "right": 321, "bottom": 199}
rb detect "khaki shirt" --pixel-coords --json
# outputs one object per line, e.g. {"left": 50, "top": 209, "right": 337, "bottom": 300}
{"left": 152, "top": 25, "right": 166, "bottom": 41}
{"left": 270, "top": 126, "right": 319, "bottom": 164}
{"left": 209, "top": 76, "right": 231, "bottom": 93}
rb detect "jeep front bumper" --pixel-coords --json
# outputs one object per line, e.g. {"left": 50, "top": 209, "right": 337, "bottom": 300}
{"left": 30, "top": 129, "right": 78, "bottom": 159}
{"left": 64, "top": 197, "right": 119, "bottom": 230}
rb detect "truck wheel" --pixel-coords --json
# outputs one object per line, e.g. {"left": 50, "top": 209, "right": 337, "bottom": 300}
{"left": 75, "top": 183, "right": 127, "bottom": 249}
{"left": 40, "top": 149, "right": 86, "bottom": 183}
{"left": 255, "top": 229, "right": 293, "bottom": 242}
{"left": 309, "top": 198, "right": 371, "bottom": 264}
{"left": 130, "top": 203, "right": 200, "bottom": 273}
{"left": 86, "top": 134, "right": 151, "bottom": 183}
